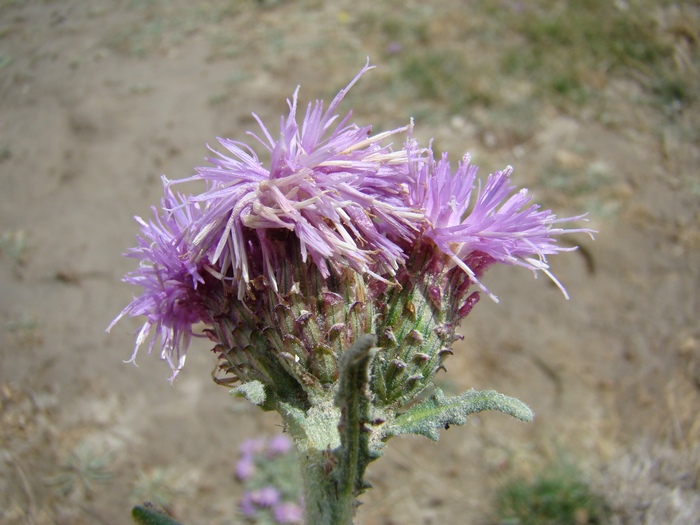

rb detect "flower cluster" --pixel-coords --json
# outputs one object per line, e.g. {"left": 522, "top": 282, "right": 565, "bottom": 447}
{"left": 109, "top": 61, "right": 592, "bottom": 384}
{"left": 236, "top": 435, "right": 303, "bottom": 524}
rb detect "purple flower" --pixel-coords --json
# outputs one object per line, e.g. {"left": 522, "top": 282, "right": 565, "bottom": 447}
{"left": 266, "top": 434, "right": 294, "bottom": 457}
{"left": 235, "top": 456, "right": 256, "bottom": 481}
{"left": 179, "top": 60, "right": 424, "bottom": 298}
{"left": 273, "top": 501, "right": 304, "bottom": 524}
{"left": 251, "top": 486, "right": 281, "bottom": 507}
{"left": 240, "top": 491, "right": 257, "bottom": 517}
{"left": 110, "top": 62, "right": 592, "bottom": 380}
{"left": 240, "top": 438, "right": 266, "bottom": 456}
{"left": 107, "top": 178, "right": 209, "bottom": 381}
{"left": 411, "top": 151, "right": 593, "bottom": 301}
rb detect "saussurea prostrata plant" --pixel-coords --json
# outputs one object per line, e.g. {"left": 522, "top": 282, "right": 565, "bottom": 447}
{"left": 110, "top": 61, "right": 593, "bottom": 525}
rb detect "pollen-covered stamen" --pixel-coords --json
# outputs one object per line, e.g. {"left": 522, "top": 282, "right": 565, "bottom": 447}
{"left": 338, "top": 123, "right": 413, "bottom": 155}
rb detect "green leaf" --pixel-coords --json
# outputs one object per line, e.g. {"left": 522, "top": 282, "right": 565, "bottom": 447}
{"left": 131, "top": 504, "right": 183, "bottom": 525}
{"left": 279, "top": 400, "right": 310, "bottom": 439}
{"left": 384, "top": 388, "right": 533, "bottom": 441}
{"left": 231, "top": 380, "right": 266, "bottom": 406}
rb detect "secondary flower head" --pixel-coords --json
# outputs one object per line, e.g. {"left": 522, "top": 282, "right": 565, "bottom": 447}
{"left": 411, "top": 151, "right": 591, "bottom": 301}
{"left": 108, "top": 178, "right": 210, "bottom": 380}
{"left": 110, "top": 61, "right": 593, "bottom": 387}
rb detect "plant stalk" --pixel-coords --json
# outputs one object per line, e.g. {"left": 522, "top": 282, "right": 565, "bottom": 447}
{"left": 281, "top": 335, "right": 378, "bottom": 525}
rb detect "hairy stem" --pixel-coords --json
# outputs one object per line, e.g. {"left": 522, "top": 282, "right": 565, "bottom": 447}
{"left": 281, "top": 335, "right": 377, "bottom": 525}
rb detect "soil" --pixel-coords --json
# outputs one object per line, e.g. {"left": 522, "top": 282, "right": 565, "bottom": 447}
{"left": 1, "top": 1, "right": 699, "bottom": 524}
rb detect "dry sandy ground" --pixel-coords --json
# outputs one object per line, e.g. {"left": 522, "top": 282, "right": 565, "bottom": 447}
{"left": 1, "top": 1, "right": 699, "bottom": 524}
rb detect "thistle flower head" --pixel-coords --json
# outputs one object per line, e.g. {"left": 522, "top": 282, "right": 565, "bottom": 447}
{"left": 110, "top": 62, "right": 593, "bottom": 386}
{"left": 182, "top": 61, "right": 422, "bottom": 299}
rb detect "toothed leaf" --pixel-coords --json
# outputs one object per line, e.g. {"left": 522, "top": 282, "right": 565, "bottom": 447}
{"left": 384, "top": 388, "right": 533, "bottom": 441}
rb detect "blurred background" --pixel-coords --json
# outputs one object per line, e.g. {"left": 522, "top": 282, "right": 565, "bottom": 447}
{"left": 1, "top": 1, "right": 698, "bottom": 523}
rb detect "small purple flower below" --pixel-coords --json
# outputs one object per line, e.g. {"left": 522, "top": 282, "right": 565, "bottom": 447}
{"left": 267, "top": 434, "right": 294, "bottom": 457}
{"left": 236, "top": 435, "right": 303, "bottom": 524}
{"left": 273, "top": 502, "right": 304, "bottom": 524}
{"left": 235, "top": 457, "right": 256, "bottom": 482}
{"left": 250, "top": 486, "right": 281, "bottom": 507}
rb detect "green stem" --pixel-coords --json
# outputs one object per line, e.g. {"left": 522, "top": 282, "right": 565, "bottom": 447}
{"left": 282, "top": 400, "right": 354, "bottom": 524}
{"left": 280, "top": 335, "right": 378, "bottom": 525}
